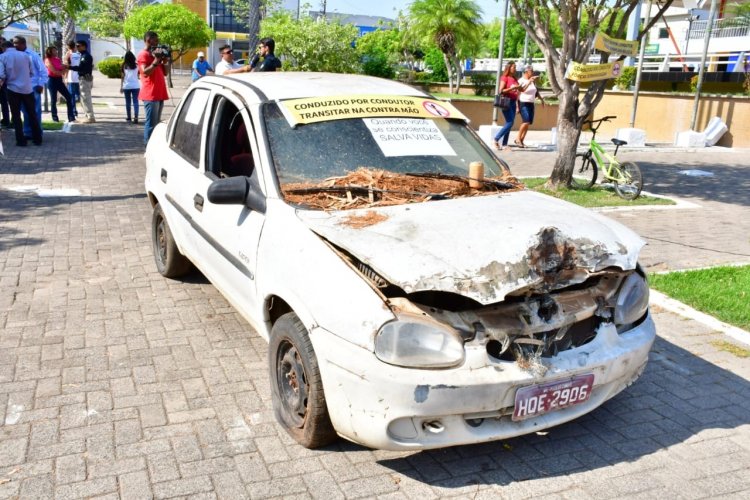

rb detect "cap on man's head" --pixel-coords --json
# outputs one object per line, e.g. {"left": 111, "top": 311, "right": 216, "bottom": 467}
{"left": 524, "top": 64, "right": 533, "bottom": 72}
{"left": 197, "top": 51, "right": 205, "bottom": 58}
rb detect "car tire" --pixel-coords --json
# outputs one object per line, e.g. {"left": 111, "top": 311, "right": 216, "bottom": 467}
{"left": 152, "top": 203, "right": 192, "bottom": 278}
{"left": 269, "top": 312, "right": 337, "bottom": 449}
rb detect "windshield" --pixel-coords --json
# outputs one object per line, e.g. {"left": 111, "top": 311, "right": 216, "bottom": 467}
{"left": 263, "top": 102, "right": 521, "bottom": 209}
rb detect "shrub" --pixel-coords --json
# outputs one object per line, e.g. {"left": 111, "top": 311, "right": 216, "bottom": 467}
{"left": 690, "top": 74, "right": 699, "bottom": 92}
{"left": 98, "top": 58, "right": 123, "bottom": 79}
{"left": 362, "top": 55, "right": 395, "bottom": 79}
{"left": 469, "top": 72, "right": 495, "bottom": 96}
{"left": 613, "top": 66, "right": 636, "bottom": 90}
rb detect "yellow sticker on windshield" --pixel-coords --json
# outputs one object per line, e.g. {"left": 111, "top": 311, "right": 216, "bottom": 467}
{"left": 279, "top": 95, "right": 468, "bottom": 125}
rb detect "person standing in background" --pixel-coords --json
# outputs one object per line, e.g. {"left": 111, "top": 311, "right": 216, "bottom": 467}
{"left": 514, "top": 64, "right": 544, "bottom": 149}
{"left": 191, "top": 51, "right": 212, "bottom": 81}
{"left": 70, "top": 40, "right": 95, "bottom": 123}
{"left": 44, "top": 46, "right": 75, "bottom": 123}
{"left": 0, "top": 36, "right": 10, "bottom": 128}
{"left": 493, "top": 61, "right": 520, "bottom": 152}
{"left": 64, "top": 40, "right": 80, "bottom": 119}
{"left": 120, "top": 51, "right": 140, "bottom": 123}
{"left": 0, "top": 38, "right": 43, "bottom": 146}
{"left": 253, "top": 38, "right": 281, "bottom": 72}
{"left": 137, "top": 31, "right": 170, "bottom": 146}
{"left": 14, "top": 36, "right": 47, "bottom": 140}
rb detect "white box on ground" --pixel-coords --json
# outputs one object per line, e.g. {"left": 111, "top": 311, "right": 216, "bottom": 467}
{"left": 675, "top": 130, "right": 707, "bottom": 148}
{"left": 615, "top": 128, "right": 646, "bottom": 147}
{"left": 702, "top": 117, "right": 727, "bottom": 146}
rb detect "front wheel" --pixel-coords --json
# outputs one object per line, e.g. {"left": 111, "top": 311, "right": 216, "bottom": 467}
{"left": 269, "top": 312, "right": 337, "bottom": 448}
{"left": 613, "top": 161, "right": 643, "bottom": 200}
{"left": 569, "top": 153, "right": 598, "bottom": 189}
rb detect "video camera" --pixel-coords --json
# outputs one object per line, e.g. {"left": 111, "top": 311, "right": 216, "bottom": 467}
{"left": 150, "top": 44, "right": 171, "bottom": 63}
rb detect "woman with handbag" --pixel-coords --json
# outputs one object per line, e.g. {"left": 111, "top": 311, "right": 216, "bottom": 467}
{"left": 493, "top": 62, "right": 521, "bottom": 151}
{"left": 515, "top": 64, "right": 545, "bottom": 148}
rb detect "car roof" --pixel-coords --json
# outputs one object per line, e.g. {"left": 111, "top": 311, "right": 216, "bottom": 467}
{"left": 200, "top": 72, "right": 429, "bottom": 103}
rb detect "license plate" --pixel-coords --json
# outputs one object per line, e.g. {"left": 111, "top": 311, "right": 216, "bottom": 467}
{"left": 512, "top": 374, "right": 595, "bottom": 421}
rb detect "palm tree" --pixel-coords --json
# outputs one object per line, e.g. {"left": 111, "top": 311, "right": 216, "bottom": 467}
{"left": 408, "top": 0, "right": 483, "bottom": 93}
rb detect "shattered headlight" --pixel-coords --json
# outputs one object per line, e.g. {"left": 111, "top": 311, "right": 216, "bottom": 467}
{"left": 614, "top": 271, "right": 650, "bottom": 328}
{"left": 375, "top": 316, "right": 465, "bottom": 369}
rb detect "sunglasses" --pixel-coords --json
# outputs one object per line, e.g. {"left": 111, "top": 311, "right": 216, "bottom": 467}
{"left": 222, "top": 50, "right": 233, "bottom": 55}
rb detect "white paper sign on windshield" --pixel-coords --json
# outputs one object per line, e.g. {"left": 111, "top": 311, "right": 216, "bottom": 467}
{"left": 363, "top": 118, "right": 456, "bottom": 157}
{"left": 184, "top": 89, "right": 211, "bottom": 125}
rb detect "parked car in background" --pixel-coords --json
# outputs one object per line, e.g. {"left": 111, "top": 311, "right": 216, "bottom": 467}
{"left": 144, "top": 72, "right": 656, "bottom": 451}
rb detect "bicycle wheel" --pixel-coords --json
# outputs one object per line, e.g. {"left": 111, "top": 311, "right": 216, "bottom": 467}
{"left": 613, "top": 161, "right": 643, "bottom": 200}
{"left": 569, "top": 153, "right": 597, "bottom": 189}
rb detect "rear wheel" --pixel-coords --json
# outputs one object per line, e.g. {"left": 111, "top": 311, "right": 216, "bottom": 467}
{"left": 569, "top": 153, "right": 598, "bottom": 189}
{"left": 270, "top": 312, "right": 337, "bottom": 448}
{"left": 152, "top": 204, "right": 192, "bottom": 278}
{"left": 613, "top": 161, "right": 643, "bottom": 200}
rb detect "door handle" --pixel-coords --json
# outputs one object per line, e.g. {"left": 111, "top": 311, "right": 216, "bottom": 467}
{"left": 160, "top": 168, "right": 167, "bottom": 183}
{"left": 193, "top": 194, "right": 204, "bottom": 212}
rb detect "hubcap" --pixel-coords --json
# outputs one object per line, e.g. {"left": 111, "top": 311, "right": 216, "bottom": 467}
{"left": 277, "top": 341, "right": 308, "bottom": 428}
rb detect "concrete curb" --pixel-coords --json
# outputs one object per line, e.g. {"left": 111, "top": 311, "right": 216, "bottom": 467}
{"left": 649, "top": 289, "right": 750, "bottom": 347}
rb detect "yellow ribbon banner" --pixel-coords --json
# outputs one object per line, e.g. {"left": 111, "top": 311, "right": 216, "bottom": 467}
{"left": 594, "top": 32, "right": 639, "bottom": 56}
{"left": 279, "top": 95, "right": 468, "bottom": 126}
{"left": 565, "top": 60, "right": 625, "bottom": 83}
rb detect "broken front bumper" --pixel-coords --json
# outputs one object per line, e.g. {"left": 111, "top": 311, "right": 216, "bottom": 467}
{"left": 313, "top": 314, "right": 656, "bottom": 451}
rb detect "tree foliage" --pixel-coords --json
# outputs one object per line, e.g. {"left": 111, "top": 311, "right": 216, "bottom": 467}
{"left": 79, "top": 0, "right": 140, "bottom": 50}
{"left": 1, "top": 0, "right": 86, "bottom": 30}
{"left": 356, "top": 25, "right": 401, "bottom": 78}
{"left": 123, "top": 4, "right": 214, "bottom": 65}
{"left": 259, "top": 11, "right": 360, "bottom": 73}
{"left": 510, "top": 0, "right": 673, "bottom": 188}
{"left": 408, "top": 0, "right": 483, "bottom": 93}
{"left": 479, "top": 17, "right": 562, "bottom": 59}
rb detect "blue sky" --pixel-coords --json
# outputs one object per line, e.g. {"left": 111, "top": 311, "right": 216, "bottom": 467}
{"left": 280, "top": 1, "right": 508, "bottom": 22}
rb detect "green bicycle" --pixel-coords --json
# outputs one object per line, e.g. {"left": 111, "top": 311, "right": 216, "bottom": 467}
{"left": 570, "top": 115, "right": 643, "bottom": 200}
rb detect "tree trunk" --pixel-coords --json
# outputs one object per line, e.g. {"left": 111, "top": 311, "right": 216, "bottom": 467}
{"left": 547, "top": 91, "right": 582, "bottom": 189}
{"left": 452, "top": 55, "right": 462, "bottom": 93}
{"left": 443, "top": 52, "right": 454, "bottom": 93}
{"left": 63, "top": 19, "right": 76, "bottom": 45}
{"left": 248, "top": 0, "right": 261, "bottom": 53}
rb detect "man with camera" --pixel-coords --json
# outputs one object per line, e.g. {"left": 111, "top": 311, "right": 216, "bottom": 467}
{"left": 137, "top": 31, "right": 170, "bottom": 146}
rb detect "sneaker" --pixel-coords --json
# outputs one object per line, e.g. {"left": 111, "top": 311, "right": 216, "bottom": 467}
{"left": 81, "top": 118, "right": 96, "bottom": 124}
{"left": 133, "top": 118, "right": 139, "bottom": 124}
{"left": 126, "top": 118, "right": 131, "bottom": 122}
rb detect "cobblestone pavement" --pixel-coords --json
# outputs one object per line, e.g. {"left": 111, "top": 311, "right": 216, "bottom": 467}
{"left": 0, "top": 72, "right": 749, "bottom": 499}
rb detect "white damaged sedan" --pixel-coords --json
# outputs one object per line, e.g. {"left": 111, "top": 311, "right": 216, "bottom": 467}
{"left": 144, "top": 72, "right": 655, "bottom": 451}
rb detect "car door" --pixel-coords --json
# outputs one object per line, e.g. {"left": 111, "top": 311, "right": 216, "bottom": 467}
{"left": 182, "top": 89, "right": 266, "bottom": 319}
{"left": 161, "top": 85, "right": 213, "bottom": 261}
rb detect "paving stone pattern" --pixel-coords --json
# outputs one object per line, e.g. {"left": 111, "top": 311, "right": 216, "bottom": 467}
{"left": 0, "top": 72, "right": 749, "bottom": 499}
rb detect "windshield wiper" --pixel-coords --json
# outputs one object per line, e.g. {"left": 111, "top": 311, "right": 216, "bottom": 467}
{"left": 405, "top": 172, "right": 516, "bottom": 190}
{"left": 284, "top": 184, "right": 449, "bottom": 200}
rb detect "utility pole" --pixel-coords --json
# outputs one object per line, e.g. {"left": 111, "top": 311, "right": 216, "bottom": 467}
{"left": 492, "top": 0, "right": 510, "bottom": 125}
{"left": 322, "top": 1, "right": 327, "bottom": 17}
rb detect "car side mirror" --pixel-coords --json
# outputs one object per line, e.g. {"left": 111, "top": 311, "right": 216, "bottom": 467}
{"left": 207, "top": 176, "right": 266, "bottom": 214}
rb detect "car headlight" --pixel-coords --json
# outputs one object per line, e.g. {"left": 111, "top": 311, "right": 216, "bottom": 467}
{"left": 375, "top": 316, "right": 465, "bottom": 369}
{"left": 614, "top": 271, "right": 650, "bottom": 327}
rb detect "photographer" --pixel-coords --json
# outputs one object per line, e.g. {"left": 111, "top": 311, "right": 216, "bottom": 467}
{"left": 137, "top": 31, "right": 170, "bottom": 146}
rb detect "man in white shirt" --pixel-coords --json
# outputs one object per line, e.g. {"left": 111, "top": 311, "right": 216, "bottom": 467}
{"left": 214, "top": 45, "right": 251, "bottom": 75}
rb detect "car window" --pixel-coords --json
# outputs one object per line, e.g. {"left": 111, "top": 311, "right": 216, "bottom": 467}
{"left": 206, "top": 96, "right": 255, "bottom": 179}
{"left": 262, "top": 102, "right": 503, "bottom": 184}
{"left": 171, "top": 88, "right": 210, "bottom": 167}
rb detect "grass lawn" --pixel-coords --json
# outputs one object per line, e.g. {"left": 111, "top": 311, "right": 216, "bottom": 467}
{"left": 42, "top": 121, "right": 64, "bottom": 131}
{"left": 649, "top": 265, "right": 750, "bottom": 331}
{"left": 522, "top": 177, "right": 674, "bottom": 208}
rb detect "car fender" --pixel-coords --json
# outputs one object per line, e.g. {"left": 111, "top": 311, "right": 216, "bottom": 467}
{"left": 256, "top": 199, "right": 395, "bottom": 351}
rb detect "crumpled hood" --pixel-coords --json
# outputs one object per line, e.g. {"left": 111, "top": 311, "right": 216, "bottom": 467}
{"left": 296, "top": 191, "right": 645, "bottom": 305}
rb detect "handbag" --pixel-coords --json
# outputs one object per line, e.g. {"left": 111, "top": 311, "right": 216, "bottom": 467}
{"left": 494, "top": 93, "right": 511, "bottom": 110}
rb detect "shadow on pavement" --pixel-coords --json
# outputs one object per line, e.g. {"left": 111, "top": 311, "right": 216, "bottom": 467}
{"left": 639, "top": 159, "right": 750, "bottom": 207}
{"left": 367, "top": 336, "right": 750, "bottom": 489}
{"left": 0, "top": 189, "right": 146, "bottom": 252}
